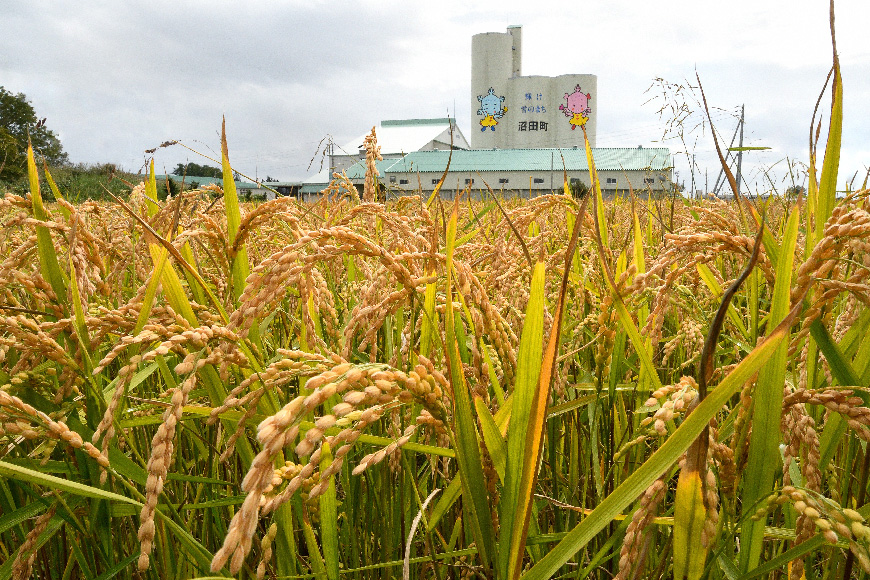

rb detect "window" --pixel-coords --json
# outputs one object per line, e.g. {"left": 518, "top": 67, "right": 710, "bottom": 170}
{"left": 644, "top": 178, "right": 654, "bottom": 184}
{"left": 606, "top": 178, "right": 617, "bottom": 185}
{"left": 399, "top": 179, "right": 409, "bottom": 185}
{"left": 465, "top": 178, "right": 474, "bottom": 185}
{"left": 389, "top": 176, "right": 396, "bottom": 183}
{"left": 432, "top": 179, "right": 439, "bottom": 185}
{"left": 498, "top": 178, "right": 509, "bottom": 184}
{"left": 533, "top": 178, "right": 544, "bottom": 184}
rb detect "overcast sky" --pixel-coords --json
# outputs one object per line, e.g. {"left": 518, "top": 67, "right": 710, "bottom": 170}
{"left": 2, "top": 0, "right": 868, "bottom": 192}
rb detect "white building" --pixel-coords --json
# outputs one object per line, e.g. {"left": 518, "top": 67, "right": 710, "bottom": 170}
{"left": 303, "top": 118, "right": 469, "bottom": 190}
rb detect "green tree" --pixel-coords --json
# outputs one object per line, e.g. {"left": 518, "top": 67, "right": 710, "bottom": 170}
{"left": 172, "top": 162, "right": 222, "bottom": 178}
{"left": 786, "top": 184, "right": 807, "bottom": 199}
{"left": 0, "top": 86, "right": 68, "bottom": 182}
{"left": 569, "top": 178, "right": 589, "bottom": 200}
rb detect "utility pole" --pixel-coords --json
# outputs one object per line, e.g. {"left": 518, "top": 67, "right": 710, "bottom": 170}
{"left": 735, "top": 104, "right": 745, "bottom": 197}
{"left": 712, "top": 107, "right": 743, "bottom": 196}
{"left": 690, "top": 153, "right": 695, "bottom": 199}
{"left": 550, "top": 151, "right": 554, "bottom": 192}
{"left": 326, "top": 137, "right": 334, "bottom": 176}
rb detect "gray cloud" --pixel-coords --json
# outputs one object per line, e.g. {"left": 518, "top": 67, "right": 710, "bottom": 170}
{"left": 1, "top": 0, "right": 866, "bottom": 187}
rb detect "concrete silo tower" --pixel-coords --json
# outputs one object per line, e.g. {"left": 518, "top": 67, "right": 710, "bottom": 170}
{"left": 471, "top": 28, "right": 519, "bottom": 149}
{"left": 471, "top": 26, "right": 597, "bottom": 150}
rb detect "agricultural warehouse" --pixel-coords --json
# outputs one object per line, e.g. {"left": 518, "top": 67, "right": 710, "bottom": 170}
{"left": 303, "top": 25, "right": 672, "bottom": 199}
{"left": 301, "top": 146, "right": 672, "bottom": 201}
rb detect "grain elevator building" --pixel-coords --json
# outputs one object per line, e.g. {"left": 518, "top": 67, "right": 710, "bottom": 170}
{"left": 471, "top": 26, "right": 597, "bottom": 149}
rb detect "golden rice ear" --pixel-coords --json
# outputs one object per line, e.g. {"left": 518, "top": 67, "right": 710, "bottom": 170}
{"left": 615, "top": 476, "right": 667, "bottom": 580}
{"left": 702, "top": 442, "right": 721, "bottom": 550}
{"left": 362, "top": 127, "right": 382, "bottom": 203}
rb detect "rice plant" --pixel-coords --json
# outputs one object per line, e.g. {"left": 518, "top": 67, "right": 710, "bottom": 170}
{"left": 2, "top": 3, "right": 870, "bottom": 580}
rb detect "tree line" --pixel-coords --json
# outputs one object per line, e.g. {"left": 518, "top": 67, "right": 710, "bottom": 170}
{"left": 0, "top": 86, "right": 68, "bottom": 182}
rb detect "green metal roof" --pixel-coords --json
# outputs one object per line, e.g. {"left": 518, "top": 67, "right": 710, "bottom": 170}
{"left": 379, "top": 148, "right": 672, "bottom": 174}
{"left": 301, "top": 147, "right": 672, "bottom": 193}
{"left": 158, "top": 175, "right": 259, "bottom": 189}
{"left": 381, "top": 118, "right": 456, "bottom": 127}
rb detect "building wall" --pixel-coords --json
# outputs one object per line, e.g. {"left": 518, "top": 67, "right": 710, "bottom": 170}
{"left": 471, "top": 27, "right": 597, "bottom": 150}
{"left": 381, "top": 168, "right": 671, "bottom": 197}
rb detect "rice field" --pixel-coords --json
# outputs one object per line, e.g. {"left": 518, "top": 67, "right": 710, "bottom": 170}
{"left": 2, "top": 11, "right": 870, "bottom": 580}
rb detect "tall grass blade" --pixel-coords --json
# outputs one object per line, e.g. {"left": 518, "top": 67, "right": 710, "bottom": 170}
{"left": 504, "top": 196, "right": 584, "bottom": 580}
{"left": 444, "top": 197, "right": 496, "bottom": 569}
{"left": 499, "top": 259, "right": 545, "bottom": 580}
{"left": 41, "top": 161, "right": 71, "bottom": 220}
{"left": 221, "top": 117, "right": 251, "bottom": 307}
{"left": 521, "top": 303, "right": 799, "bottom": 580}
{"left": 815, "top": 46, "right": 842, "bottom": 242}
{"left": 813, "top": 320, "right": 864, "bottom": 470}
{"left": 673, "top": 448, "right": 707, "bottom": 580}
{"left": 739, "top": 205, "right": 799, "bottom": 572}
{"left": 582, "top": 127, "right": 607, "bottom": 248}
{"left": 27, "top": 140, "right": 68, "bottom": 308}
{"left": 320, "top": 442, "right": 339, "bottom": 580}
{"left": 583, "top": 136, "right": 663, "bottom": 393}
{"left": 475, "top": 397, "right": 507, "bottom": 480}
{"left": 301, "top": 512, "right": 327, "bottom": 579}
{"left": 696, "top": 263, "right": 749, "bottom": 341}
{"left": 674, "top": 221, "right": 764, "bottom": 580}
{"left": 632, "top": 210, "right": 653, "bottom": 390}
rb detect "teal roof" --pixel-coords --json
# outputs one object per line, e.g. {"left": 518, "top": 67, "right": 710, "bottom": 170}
{"left": 301, "top": 147, "right": 672, "bottom": 193}
{"left": 157, "top": 175, "right": 258, "bottom": 188}
{"left": 380, "top": 148, "right": 672, "bottom": 174}
{"left": 381, "top": 118, "right": 455, "bottom": 127}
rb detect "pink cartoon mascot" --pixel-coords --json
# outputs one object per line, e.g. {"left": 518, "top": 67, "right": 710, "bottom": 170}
{"left": 559, "top": 85, "right": 591, "bottom": 130}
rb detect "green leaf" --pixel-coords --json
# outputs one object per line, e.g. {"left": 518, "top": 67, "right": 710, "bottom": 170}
{"left": 319, "top": 442, "right": 340, "bottom": 580}
{"left": 0, "top": 501, "right": 45, "bottom": 535}
{"left": 736, "top": 535, "right": 826, "bottom": 580}
{"left": 221, "top": 118, "right": 250, "bottom": 308}
{"left": 696, "top": 263, "right": 749, "bottom": 342}
{"left": 444, "top": 198, "right": 496, "bottom": 569}
{"left": 93, "top": 553, "right": 138, "bottom": 580}
{"left": 428, "top": 477, "right": 462, "bottom": 530}
{"left": 41, "top": 162, "right": 70, "bottom": 219}
{"left": 301, "top": 511, "right": 327, "bottom": 579}
{"left": 475, "top": 397, "right": 507, "bottom": 481}
{"left": 499, "top": 260, "right": 545, "bottom": 580}
{"left": 739, "top": 204, "right": 799, "bottom": 572}
{"left": 815, "top": 63, "right": 842, "bottom": 242}
{"left": 0, "top": 459, "right": 226, "bottom": 576}
{"left": 673, "top": 468, "right": 707, "bottom": 580}
{"left": 419, "top": 270, "right": 438, "bottom": 360}
{"left": 0, "top": 461, "right": 139, "bottom": 505}
{"left": 521, "top": 312, "right": 793, "bottom": 580}
{"left": 813, "top": 319, "right": 865, "bottom": 471}
{"left": 27, "top": 140, "right": 68, "bottom": 308}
